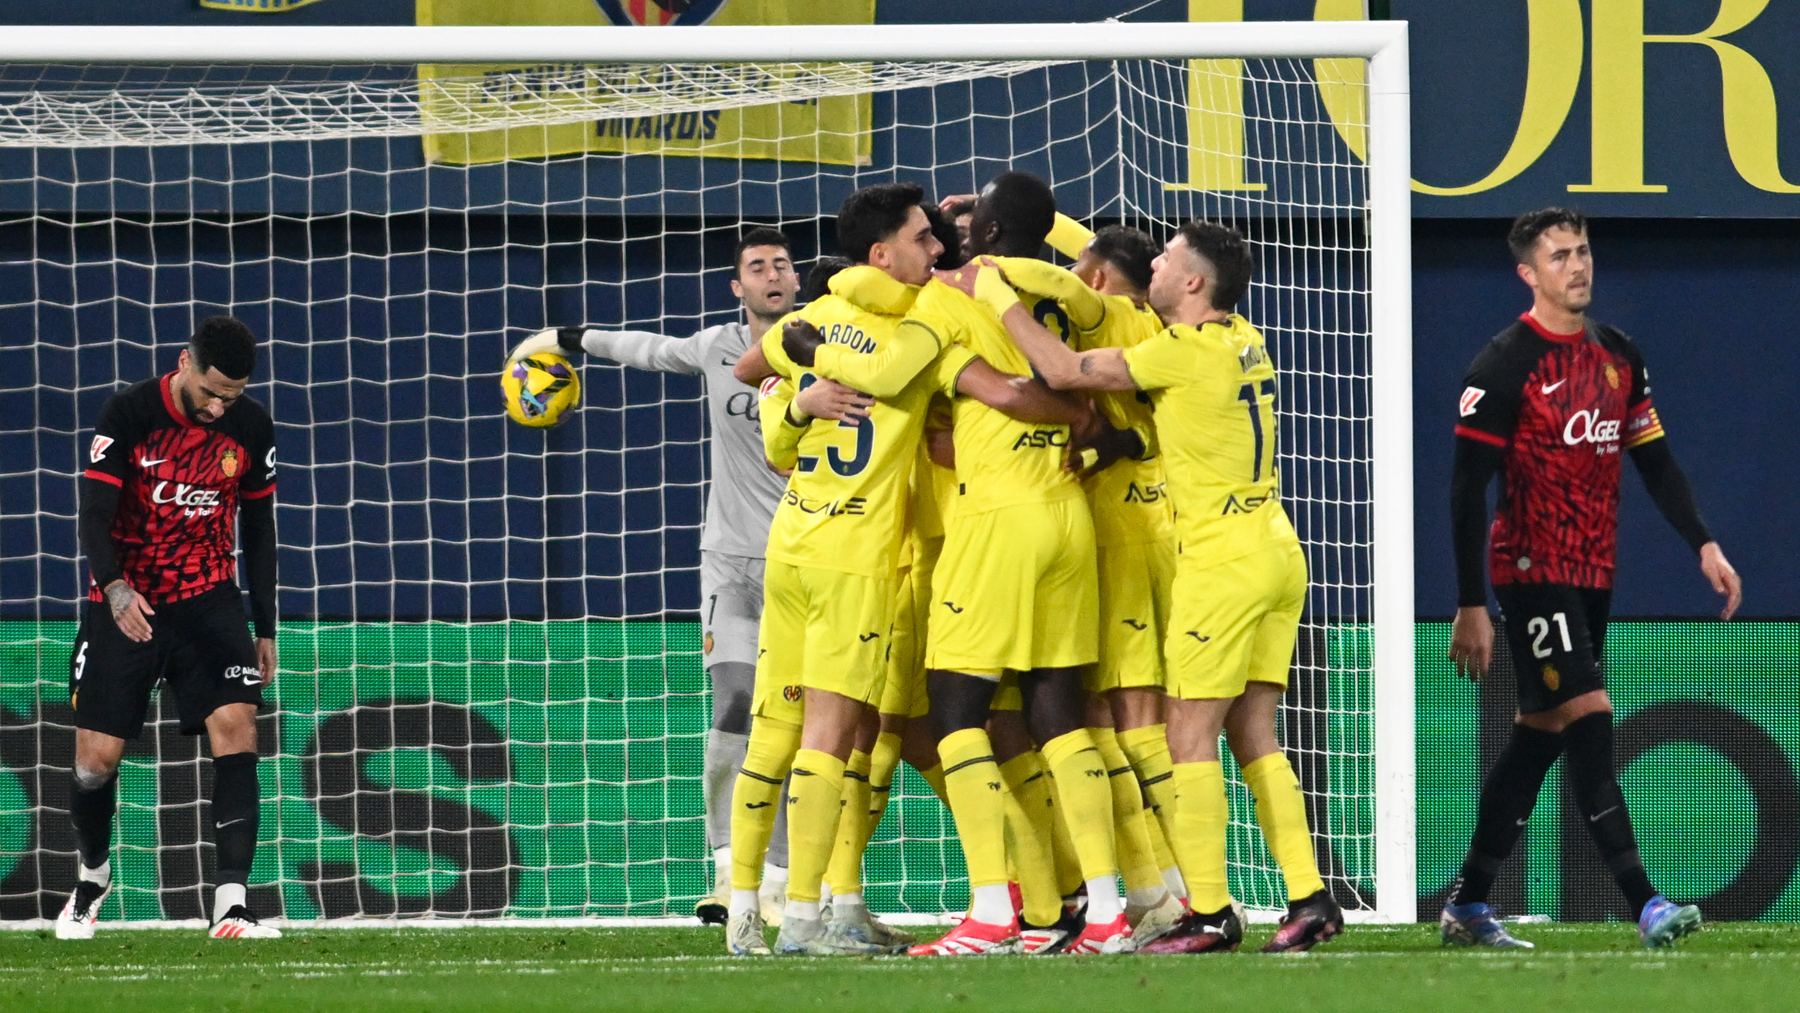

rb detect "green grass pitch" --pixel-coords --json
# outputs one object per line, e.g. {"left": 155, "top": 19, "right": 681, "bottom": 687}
{"left": 7, "top": 923, "right": 1800, "bottom": 1011}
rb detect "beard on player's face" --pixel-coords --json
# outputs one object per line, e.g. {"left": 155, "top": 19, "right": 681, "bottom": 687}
{"left": 744, "top": 284, "right": 794, "bottom": 322}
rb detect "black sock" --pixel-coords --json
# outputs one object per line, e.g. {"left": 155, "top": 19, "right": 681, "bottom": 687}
{"left": 1453, "top": 724, "right": 1563, "bottom": 906}
{"left": 211, "top": 752, "right": 260, "bottom": 888}
{"left": 1563, "top": 713, "right": 1657, "bottom": 919}
{"left": 70, "top": 771, "right": 119, "bottom": 870}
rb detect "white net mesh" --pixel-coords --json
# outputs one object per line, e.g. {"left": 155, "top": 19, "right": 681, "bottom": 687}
{"left": 0, "top": 52, "right": 1376, "bottom": 922}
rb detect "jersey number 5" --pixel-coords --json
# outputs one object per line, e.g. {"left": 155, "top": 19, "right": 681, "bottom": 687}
{"left": 795, "top": 373, "right": 874, "bottom": 476}
{"left": 1237, "top": 379, "right": 1276, "bottom": 482}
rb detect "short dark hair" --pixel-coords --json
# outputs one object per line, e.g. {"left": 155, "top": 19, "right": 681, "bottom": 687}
{"left": 1086, "top": 225, "right": 1157, "bottom": 291}
{"left": 1508, "top": 207, "right": 1587, "bottom": 264}
{"left": 836, "top": 182, "right": 926, "bottom": 264}
{"left": 189, "top": 316, "right": 256, "bottom": 380}
{"left": 732, "top": 226, "right": 792, "bottom": 279}
{"left": 799, "top": 256, "right": 853, "bottom": 303}
{"left": 1176, "top": 220, "right": 1253, "bottom": 310}
{"left": 981, "top": 172, "right": 1057, "bottom": 254}
{"left": 925, "top": 203, "right": 967, "bottom": 270}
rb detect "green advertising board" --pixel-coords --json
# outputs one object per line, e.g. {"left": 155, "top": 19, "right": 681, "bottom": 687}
{"left": 2, "top": 620, "right": 1792, "bottom": 922}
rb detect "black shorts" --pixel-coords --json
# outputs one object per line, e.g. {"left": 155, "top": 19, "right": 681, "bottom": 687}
{"left": 1494, "top": 583, "right": 1611, "bottom": 715}
{"left": 69, "top": 584, "right": 264, "bottom": 739}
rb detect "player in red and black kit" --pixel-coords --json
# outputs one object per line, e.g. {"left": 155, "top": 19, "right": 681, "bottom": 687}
{"left": 1440, "top": 209, "right": 1742, "bottom": 950}
{"left": 55, "top": 317, "right": 281, "bottom": 941}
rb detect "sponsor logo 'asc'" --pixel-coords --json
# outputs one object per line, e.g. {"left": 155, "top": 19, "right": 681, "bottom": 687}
{"left": 153, "top": 480, "right": 223, "bottom": 517}
{"left": 1563, "top": 409, "right": 1621, "bottom": 453}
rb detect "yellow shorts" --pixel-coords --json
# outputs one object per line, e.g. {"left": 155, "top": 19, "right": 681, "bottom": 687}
{"left": 752, "top": 560, "right": 895, "bottom": 725}
{"left": 1091, "top": 538, "right": 1176, "bottom": 694}
{"left": 877, "top": 539, "right": 940, "bottom": 720}
{"left": 926, "top": 497, "right": 1098, "bottom": 675}
{"left": 1165, "top": 539, "right": 1307, "bottom": 701}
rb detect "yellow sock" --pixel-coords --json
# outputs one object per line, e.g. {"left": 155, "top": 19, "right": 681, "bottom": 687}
{"left": 784, "top": 748, "right": 847, "bottom": 905}
{"left": 1144, "top": 798, "right": 1177, "bottom": 874}
{"left": 1171, "top": 760, "right": 1231, "bottom": 913}
{"left": 730, "top": 716, "right": 800, "bottom": 892}
{"left": 999, "top": 752, "right": 1060, "bottom": 926}
{"left": 1093, "top": 727, "right": 1161, "bottom": 898}
{"left": 1040, "top": 729, "right": 1117, "bottom": 883}
{"left": 867, "top": 730, "right": 903, "bottom": 829}
{"left": 1242, "top": 752, "right": 1326, "bottom": 903}
{"left": 1118, "top": 723, "right": 1179, "bottom": 848}
{"left": 825, "top": 748, "right": 873, "bottom": 896}
{"left": 916, "top": 763, "right": 948, "bottom": 805}
{"left": 939, "top": 727, "right": 1009, "bottom": 888}
{"left": 1143, "top": 805, "right": 1186, "bottom": 900}
{"left": 1046, "top": 777, "right": 1083, "bottom": 896}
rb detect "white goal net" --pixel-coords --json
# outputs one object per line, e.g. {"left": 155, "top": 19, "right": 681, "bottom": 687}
{"left": 0, "top": 23, "right": 1412, "bottom": 926}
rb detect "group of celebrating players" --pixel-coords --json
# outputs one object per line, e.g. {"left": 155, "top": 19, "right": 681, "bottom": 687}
{"left": 57, "top": 162, "right": 1738, "bottom": 953}
{"left": 522, "top": 172, "right": 1343, "bottom": 956}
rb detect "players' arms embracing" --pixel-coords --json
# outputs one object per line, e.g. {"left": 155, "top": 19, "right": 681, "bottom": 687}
{"left": 928, "top": 260, "right": 1147, "bottom": 477}
{"left": 781, "top": 316, "right": 1102, "bottom": 433}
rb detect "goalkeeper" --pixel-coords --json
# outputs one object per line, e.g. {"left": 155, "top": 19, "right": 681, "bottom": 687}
{"left": 508, "top": 227, "right": 800, "bottom": 926}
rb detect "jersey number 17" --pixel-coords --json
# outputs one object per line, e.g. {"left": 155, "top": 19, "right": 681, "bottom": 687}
{"left": 1237, "top": 379, "right": 1277, "bottom": 482}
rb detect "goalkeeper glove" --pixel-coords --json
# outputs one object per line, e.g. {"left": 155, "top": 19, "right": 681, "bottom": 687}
{"left": 507, "top": 326, "right": 587, "bottom": 363}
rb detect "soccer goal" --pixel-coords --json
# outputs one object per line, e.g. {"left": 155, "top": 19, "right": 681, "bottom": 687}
{"left": 0, "top": 20, "right": 1413, "bottom": 928}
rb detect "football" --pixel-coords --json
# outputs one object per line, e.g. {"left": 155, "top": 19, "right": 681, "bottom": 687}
{"left": 501, "top": 353, "right": 581, "bottom": 428}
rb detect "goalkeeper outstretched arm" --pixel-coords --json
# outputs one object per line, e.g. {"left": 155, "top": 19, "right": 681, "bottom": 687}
{"left": 508, "top": 325, "right": 712, "bottom": 375}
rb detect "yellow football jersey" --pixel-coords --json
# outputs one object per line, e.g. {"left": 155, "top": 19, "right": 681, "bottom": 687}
{"left": 910, "top": 404, "right": 958, "bottom": 542}
{"left": 991, "top": 257, "right": 1173, "bottom": 548}
{"left": 1122, "top": 315, "right": 1298, "bottom": 568}
{"left": 903, "top": 278, "right": 1083, "bottom": 514}
{"left": 759, "top": 265, "right": 974, "bottom": 578}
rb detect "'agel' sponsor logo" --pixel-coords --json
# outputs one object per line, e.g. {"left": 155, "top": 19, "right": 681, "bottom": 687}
{"left": 1563, "top": 409, "right": 1621, "bottom": 453}
{"left": 152, "top": 481, "right": 223, "bottom": 516}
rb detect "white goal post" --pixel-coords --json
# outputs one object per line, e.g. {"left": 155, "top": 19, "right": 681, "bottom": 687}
{"left": 0, "top": 20, "right": 1413, "bottom": 927}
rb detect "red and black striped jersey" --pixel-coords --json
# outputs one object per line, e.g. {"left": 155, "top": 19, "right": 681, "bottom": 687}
{"left": 1454, "top": 313, "right": 1664, "bottom": 590}
{"left": 82, "top": 372, "right": 275, "bottom": 605}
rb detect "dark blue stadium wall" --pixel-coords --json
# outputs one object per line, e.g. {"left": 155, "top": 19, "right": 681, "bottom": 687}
{"left": 1, "top": 0, "right": 1795, "bottom": 619}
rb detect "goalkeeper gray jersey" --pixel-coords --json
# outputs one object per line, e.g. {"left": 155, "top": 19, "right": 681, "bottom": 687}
{"left": 579, "top": 322, "right": 782, "bottom": 560}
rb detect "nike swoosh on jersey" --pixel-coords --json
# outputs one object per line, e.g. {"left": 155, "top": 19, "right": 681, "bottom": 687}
{"left": 140, "top": 457, "right": 170, "bottom": 467}
{"left": 1540, "top": 379, "right": 1566, "bottom": 395}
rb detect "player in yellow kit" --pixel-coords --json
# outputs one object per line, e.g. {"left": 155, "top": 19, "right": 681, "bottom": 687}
{"left": 725, "top": 182, "right": 961, "bottom": 957}
{"left": 787, "top": 173, "right": 1133, "bottom": 957}
{"left": 976, "top": 220, "right": 1344, "bottom": 955}
{"left": 988, "top": 227, "right": 1192, "bottom": 943}
{"left": 735, "top": 185, "right": 1109, "bottom": 957}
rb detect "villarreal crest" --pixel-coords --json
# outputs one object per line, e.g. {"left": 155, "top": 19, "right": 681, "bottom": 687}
{"left": 593, "top": 0, "right": 725, "bottom": 27}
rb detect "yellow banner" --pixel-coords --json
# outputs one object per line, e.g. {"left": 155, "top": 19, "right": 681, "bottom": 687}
{"left": 416, "top": 0, "right": 876, "bottom": 166}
